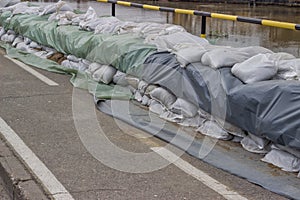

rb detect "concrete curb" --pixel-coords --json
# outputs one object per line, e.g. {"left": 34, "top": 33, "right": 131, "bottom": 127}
{"left": 0, "top": 137, "right": 50, "bottom": 200}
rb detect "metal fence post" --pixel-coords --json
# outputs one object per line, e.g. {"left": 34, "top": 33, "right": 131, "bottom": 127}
{"left": 201, "top": 16, "right": 206, "bottom": 38}
{"left": 112, "top": 3, "right": 116, "bottom": 16}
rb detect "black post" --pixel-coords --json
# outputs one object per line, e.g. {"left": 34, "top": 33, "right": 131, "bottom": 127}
{"left": 112, "top": 3, "right": 116, "bottom": 16}
{"left": 201, "top": 16, "right": 206, "bottom": 38}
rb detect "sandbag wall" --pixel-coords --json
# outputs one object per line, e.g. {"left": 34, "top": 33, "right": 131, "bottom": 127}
{"left": 0, "top": 1, "right": 300, "bottom": 177}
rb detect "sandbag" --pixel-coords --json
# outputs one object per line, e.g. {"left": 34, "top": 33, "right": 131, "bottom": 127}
{"left": 239, "top": 46, "right": 273, "bottom": 57}
{"left": 149, "top": 87, "right": 177, "bottom": 109}
{"left": 174, "top": 45, "right": 207, "bottom": 67}
{"left": 275, "top": 59, "right": 300, "bottom": 80}
{"left": 12, "top": 36, "right": 22, "bottom": 47}
{"left": 92, "top": 64, "right": 117, "bottom": 84}
{"left": 159, "top": 110, "right": 184, "bottom": 123}
{"left": 39, "top": 1, "right": 73, "bottom": 16}
{"left": 137, "top": 80, "right": 148, "bottom": 95}
{"left": 179, "top": 115, "right": 206, "bottom": 127}
{"left": 149, "top": 100, "right": 165, "bottom": 115}
{"left": 125, "top": 75, "right": 139, "bottom": 89}
{"left": 113, "top": 70, "right": 128, "bottom": 86}
{"left": 169, "top": 98, "right": 198, "bottom": 118}
{"left": 262, "top": 147, "right": 300, "bottom": 172}
{"left": 241, "top": 133, "right": 270, "bottom": 154}
{"left": 231, "top": 53, "right": 278, "bottom": 84}
{"left": 201, "top": 47, "right": 249, "bottom": 68}
{"left": 196, "top": 120, "right": 233, "bottom": 140}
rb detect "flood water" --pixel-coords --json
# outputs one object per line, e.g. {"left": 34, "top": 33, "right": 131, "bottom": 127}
{"left": 32, "top": 0, "right": 300, "bottom": 56}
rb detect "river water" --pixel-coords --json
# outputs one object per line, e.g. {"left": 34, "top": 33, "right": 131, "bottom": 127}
{"left": 32, "top": 0, "right": 300, "bottom": 56}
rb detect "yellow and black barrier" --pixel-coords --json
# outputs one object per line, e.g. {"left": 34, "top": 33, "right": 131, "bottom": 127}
{"left": 97, "top": 0, "right": 300, "bottom": 38}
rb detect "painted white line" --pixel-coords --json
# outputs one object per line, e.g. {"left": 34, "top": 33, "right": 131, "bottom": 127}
{"left": 4, "top": 55, "right": 59, "bottom": 86}
{"left": 151, "top": 147, "right": 248, "bottom": 200}
{"left": 0, "top": 117, "right": 74, "bottom": 200}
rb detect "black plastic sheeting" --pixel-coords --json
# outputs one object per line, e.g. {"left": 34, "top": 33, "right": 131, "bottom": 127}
{"left": 96, "top": 100, "right": 300, "bottom": 200}
{"left": 138, "top": 52, "right": 300, "bottom": 150}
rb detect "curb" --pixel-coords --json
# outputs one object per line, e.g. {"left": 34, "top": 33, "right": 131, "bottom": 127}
{"left": 0, "top": 137, "right": 50, "bottom": 200}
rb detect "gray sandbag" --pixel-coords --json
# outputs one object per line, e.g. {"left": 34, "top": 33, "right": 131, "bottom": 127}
{"left": 239, "top": 46, "right": 273, "bottom": 57}
{"left": 125, "top": 75, "right": 139, "bottom": 89}
{"left": 113, "top": 70, "right": 128, "bottom": 86}
{"left": 29, "top": 41, "right": 41, "bottom": 49}
{"left": 16, "top": 41, "right": 28, "bottom": 51}
{"left": 141, "top": 95, "right": 150, "bottom": 106}
{"left": 149, "top": 100, "right": 165, "bottom": 115}
{"left": 40, "top": 1, "right": 73, "bottom": 16}
{"left": 0, "top": 27, "right": 5, "bottom": 37}
{"left": 275, "top": 59, "right": 300, "bottom": 80}
{"left": 214, "top": 116, "right": 246, "bottom": 138}
{"left": 92, "top": 64, "right": 117, "bottom": 84}
{"left": 231, "top": 53, "right": 278, "bottom": 84}
{"left": 134, "top": 91, "right": 143, "bottom": 102}
{"left": 196, "top": 120, "right": 233, "bottom": 140}
{"left": 159, "top": 110, "right": 184, "bottom": 123}
{"left": 174, "top": 45, "right": 207, "bottom": 67}
{"left": 0, "top": 0, "right": 20, "bottom": 7}
{"left": 262, "top": 146, "right": 300, "bottom": 172}
{"left": 144, "top": 84, "right": 159, "bottom": 96}
{"left": 137, "top": 80, "right": 148, "bottom": 95}
{"left": 169, "top": 98, "right": 198, "bottom": 118}
{"left": 12, "top": 36, "right": 22, "bottom": 47}
{"left": 201, "top": 47, "right": 249, "bottom": 68}
{"left": 145, "top": 32, "right": 208, "bottom": 51}
{"left": 179, "top": 115, "right": 206, "bottom": 127}
{"left": 24, "top": 37, "right": 31, "bottom": 45}
{"left": 34, "top": 51, "right": 49, "bottom": 59}
{"left": 87, "top": 62, "right": 102, "bottom": 74}
{"left": 241, "top": 133, "right": 270, "bottom": 154}
{"left": 67, "top": 55, "right": 81, "bottom": 63}
{"left": 149, "top": 87, "right": 177, "bottom": 109}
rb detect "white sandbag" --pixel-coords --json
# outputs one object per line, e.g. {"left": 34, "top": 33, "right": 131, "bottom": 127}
{"left": 214, "top": 116, "right": 246, "bottom": 138}
{"left": 29, "top": 41, "right": 41, "bottom": 49}
{"left": 24, "top": 37, "right": 31, "bottom": 45}
{"left": 241, "top": 133, "right": 270, "bottom": 153}
{"left": 137, "top": 80, "right": 148, "bottom": 95}
{"left": 61, "top": 60, "right": 72, "bottom": 68}
{"left": 0, "top": 27, "right": 6, "bottom": 38}
{"left": 239, "top": 46, "right": 273, "bottom": 57}
{"left": 262, "top": 148, "right": 300, "bottom": 172}
{"left": 231, "top": 53, "right": 278, "bottom": 84}
{"left": 149, "top": 100, "right": 165, "bottom": 115}
{"left": 174, "top": 46, "right": 207, "bottom": 67}
{"left": 16, "top": 42, "right": 28, "bottom": 51}
{"left": 113, "top": 70, "right": 128, "bottom": 86}
{"left": 268, "top": 52, "right": 296, "bottom": 61}
{"left": 34, "top": 51, "right": 49, "bottom": 59}
{"left": 77, "top": 62, "right": 88, "bottom": 72}
{"left": 275, "top": 59, "right": 300, "bottom": 80}
{"left": 40, "top": 1, "right": 72, "bottom": 16}
{"left": 0, "top": 0, "right": 20, "bottom": 7}
{"left": 134, "top": 91, "right": 143, "bottom": 102}
{"left": 87, "top": 62, "right": 102, "bottom": 74}
{"left": 92, "top": 65, "right": 117, "bottom": 84}
{"left": 6, "top": 29, "right": 15, "bottom": 35}
{"left": 179, "top": 115, "right": 206, "bottom": 127}
{"left": 81, "top": 59, "right": 91, "bottom": 66}
{"left": 67, "top": 54, "right": 80, "bottom": 63}
{"left": 149, "top": 87, "right": 177, "bottom": 109}
{"left": 12, "top": 35, "right": 22, "bottom": 47}
{"left": 12, "top": 4, "right": 39, "bottom": 15}
{"left": 141, "top": 95, "right": 150, "bottom": 106}
{"left": 201, "top": 47, "right": 249, "bottom": 68}
{"left": 196, "top": 120, "right": 233, "bottom": 140}
{"left": 144, "top": 84, "right": 159, "bottom": 95}
{"left": 94, "top": 21, "right": 125, "bottom": 35}
{"left": 125, "top": 75, "right": 139, "bottom": 89}
{"left": 78, "top": 6, "right": 97, "bottom": 28}
{"left": 169, "top": 98, "right": 198, "bottom": 118}
{"left": 160, "top": 110, "right": 184, "bottom": 123}
{"left": 145, "top": 32, "right": 208, "bottom": 51}
{"left": 160, "top": 24, "right": 186, "bottom": 36}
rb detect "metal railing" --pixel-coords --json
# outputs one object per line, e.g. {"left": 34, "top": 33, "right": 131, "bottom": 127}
{"left": 97, "top": 0, "right": 300, "bottom": 38}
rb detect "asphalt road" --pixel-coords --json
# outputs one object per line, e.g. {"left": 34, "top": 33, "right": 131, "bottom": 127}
{"left": 0, "top": 51, "right": 288, "bottom": 200}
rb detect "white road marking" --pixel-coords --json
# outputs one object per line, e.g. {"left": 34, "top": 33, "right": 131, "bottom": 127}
{"left": 4, "top": 55, "right": 59, "bottom": 86}
{"left": 151, "top": 147, "right": 248, "bottom": 200}
{"left": 0, "top": 117, "right": 74, "bottom": 200}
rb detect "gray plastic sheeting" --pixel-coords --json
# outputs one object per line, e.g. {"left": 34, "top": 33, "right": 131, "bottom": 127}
{"left": 139, "top": 52, "right": 300, "bottom": 150}
{"left": 96, "top": 99, "right": 300, "bottom": 200}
